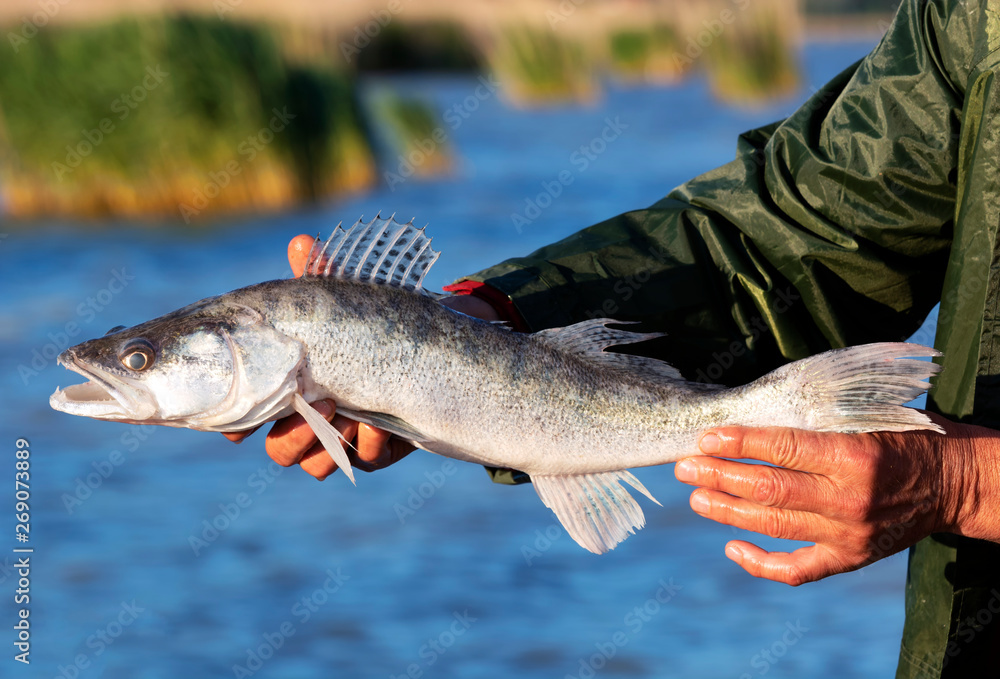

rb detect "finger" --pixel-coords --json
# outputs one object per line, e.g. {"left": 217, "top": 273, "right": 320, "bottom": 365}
{"left": 386, "top": 439, "right": 416, "bottom": 466}
{"left": 724, "top": 541, "right": 849, "bottom": 586}
{"left": 288, "top": 234, "right": 316, "bottom": 278}
{"left": 265, "top": 399, "right": 336, "bottom": 466}
{"left": 223, "top": 426, "right": 260, "bottom": 443}
{"left": 698, "top": 427, "right": 845, "bottom": 475}
{"left": 675, "top": 456, "right": 840, "bottom": 514}
{"left": 299, "top": 416, "right": 359, "bottom": 481}
{"left": 688, "top": 487, "right": 838, "bottom": 544}
{"left": 349, "top": 425, "right": 417, "bottom": 472}
{"left": 355, "top": 424, "right": 391, "bottom": 465}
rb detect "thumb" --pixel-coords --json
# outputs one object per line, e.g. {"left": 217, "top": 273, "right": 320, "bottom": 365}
{"left": 288, "top": 234, "right": 316, "bottom": 278}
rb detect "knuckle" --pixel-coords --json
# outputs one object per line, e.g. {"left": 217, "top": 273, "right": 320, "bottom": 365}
{"left": 783, "top": 564, "right": 811, "bottom": 587}
{"left": 266, "top": 443, "right": 298, "bottom": 467}
{"left": 768, "top": 429, "right": 806, "bottom": 469}
{"left": 752, "top": 469, "right": 787, "bottom": 506}
{"left": 840, "top": 491, "right": 875, "bottom": 522}
{"left": 760, "top": 508, "right": 791, "bottom": 539}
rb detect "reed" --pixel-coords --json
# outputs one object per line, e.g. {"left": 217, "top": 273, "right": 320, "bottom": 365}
{"left": 0, "top": 0, "right": 808, "bottom": 219}
{"left": 702, "top": 4, "right": 801, "bottom": 103}
{"left": 485, "top": 25, "right": 597, "bottom": 107}
{"left": 0, "top": 15, "right": 378, "bottom": 220}
{"left": 368, "top": 91, "right": 454, "bottom": 178}
{"left": 606, "top": 23, "right": 691, "bottom": 83}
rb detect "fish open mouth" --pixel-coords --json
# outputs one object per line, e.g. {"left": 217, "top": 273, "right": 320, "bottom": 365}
{"left": 49, "top": 352, "right": 155, "bottom": 421}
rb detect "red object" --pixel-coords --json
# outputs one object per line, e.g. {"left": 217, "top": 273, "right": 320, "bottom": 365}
{"left": 442, "top": 280, "right": 530, "bottom": 332}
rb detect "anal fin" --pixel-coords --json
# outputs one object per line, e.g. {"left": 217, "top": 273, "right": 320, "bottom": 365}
{"left": 292, "top": 393, "right": 357, "bottom": 485}
{"left": 532, "top": 471, "right": 661, "bottom": 554}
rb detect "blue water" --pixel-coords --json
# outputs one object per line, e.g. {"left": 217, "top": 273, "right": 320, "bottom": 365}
{"left": 1, "top": 38, "right": 937, "bottom": 679}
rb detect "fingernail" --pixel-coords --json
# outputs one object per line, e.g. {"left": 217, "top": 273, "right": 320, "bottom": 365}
{"left": 690, "top": 491, "right": 711, "bottom": 514}
{"left": 313, "top": 400, "right": 335, "bottom": 418}
{"left": 675, "top": 459, "right": 698, "bottom": 482}
{"left": 726, "top": 544, "right": 744, "bottom": 562}
{"left": 699, "top": 433, "right": 721, "bottom": 454}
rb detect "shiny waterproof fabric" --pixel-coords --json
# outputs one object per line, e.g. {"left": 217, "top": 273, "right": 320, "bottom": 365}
{"left": 460, "top": 1, "right": 1000, "bottom": 676}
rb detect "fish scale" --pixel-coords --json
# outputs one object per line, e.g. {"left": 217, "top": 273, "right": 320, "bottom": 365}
{"left": 50, "top": 215, "right": 944, "bottom": 554}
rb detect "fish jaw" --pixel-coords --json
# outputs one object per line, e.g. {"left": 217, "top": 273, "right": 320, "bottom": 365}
{"left": 49, "top": 349, "right": 159, "bottom": 422}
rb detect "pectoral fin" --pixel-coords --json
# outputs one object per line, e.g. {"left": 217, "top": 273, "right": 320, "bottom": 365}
{"left": 292, "top": 393, "right": 357, "bottom": 485}
{"left": 335, "top": 407, "right": 431, "bottom": 447}
{"left": 531, "top": 471, "right": 661, "bottom": 554}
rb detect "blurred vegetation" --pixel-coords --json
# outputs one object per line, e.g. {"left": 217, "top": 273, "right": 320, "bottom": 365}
{"left": 487, "top": 26, "right": 597, "bottom": 106}
{"left": 368, "top": 92, "right": 453, "bottom": 178}
{"left": 704, "top": 10, "right": 800, "bottom": 103}
{"left": 606, "top": 24, "right": 690, "bottom": 83}
{"left": 353, "top": 21, "right": 482, "bottom": 72}
{"left": 0, "top": 15, "right": 446, "bottom": 220}
{"left": 0, "top": 0, "right": 868, "bottom": 220}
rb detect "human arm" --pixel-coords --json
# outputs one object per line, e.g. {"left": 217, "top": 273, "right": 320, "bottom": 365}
{"left": 452, "top": 0, "right": 999, "bottom": 592}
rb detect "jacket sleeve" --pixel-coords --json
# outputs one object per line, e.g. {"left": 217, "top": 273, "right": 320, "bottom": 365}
{"left": 461, "top": 0, "right": 974, "bottom": 395}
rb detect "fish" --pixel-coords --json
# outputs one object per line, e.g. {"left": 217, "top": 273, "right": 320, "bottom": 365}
{"left": 50, "top": 215, "right": 944, "bottom": 554}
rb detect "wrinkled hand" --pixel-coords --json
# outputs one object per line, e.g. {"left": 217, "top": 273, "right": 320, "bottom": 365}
{"left": 224, "top": 234, "right": 501, "bottom": 481}
{"left": 674, "top": 414, "right": 1000, "bottom": 586}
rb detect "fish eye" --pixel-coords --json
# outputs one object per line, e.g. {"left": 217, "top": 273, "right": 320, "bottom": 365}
{"left": 119, "top": 339, "right": 156, "bottom": 372}
{"left": 105, "top": 325, "right": 126, "bottom": 336}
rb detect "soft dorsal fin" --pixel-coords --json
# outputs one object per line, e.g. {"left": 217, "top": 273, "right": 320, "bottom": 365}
{"left": 534, "top": 319, "right": 684, "bottom": 381}
{"left": 305, "top": 213, "right": 441, "bottom": 291}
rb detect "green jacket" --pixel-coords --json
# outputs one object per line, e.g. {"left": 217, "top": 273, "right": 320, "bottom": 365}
{"left": 461, "top": 1, "right": 1000, "bottom": 676}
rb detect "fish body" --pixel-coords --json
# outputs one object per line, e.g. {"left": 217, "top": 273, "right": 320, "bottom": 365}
{"left": 51, "top": 216, "right": 943, "bottom": 554}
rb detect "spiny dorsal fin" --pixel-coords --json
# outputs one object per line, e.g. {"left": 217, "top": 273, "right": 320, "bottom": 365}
{"left": 534, "top": 319, "right": 684, "bottom": 381}
{"left": 304, "top": 213, "right": 441, "bottom": 291}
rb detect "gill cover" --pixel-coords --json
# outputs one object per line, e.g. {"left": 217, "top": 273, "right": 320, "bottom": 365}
{"left": 185, "top": 307, "right": 307, "bottom": 430}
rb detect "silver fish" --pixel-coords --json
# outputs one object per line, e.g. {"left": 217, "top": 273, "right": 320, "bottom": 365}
{"left": 51, "top": 215, "right": 943, "bottom": 554}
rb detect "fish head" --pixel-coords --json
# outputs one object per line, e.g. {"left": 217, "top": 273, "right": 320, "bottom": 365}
{"left": 50, "top": 299, "right": 307, "bottom": 431}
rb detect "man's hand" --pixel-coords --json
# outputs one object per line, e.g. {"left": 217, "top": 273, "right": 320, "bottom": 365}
{"left": 224, "top": 234, "right": 501, "bottom": 481}
{"left": 674, "top": 414, "right": 1000, "bottom": 586}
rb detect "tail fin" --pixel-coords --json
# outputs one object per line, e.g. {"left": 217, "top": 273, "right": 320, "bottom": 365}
{"left": 769, "top": 342, "right": 943, "bottom": 434}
